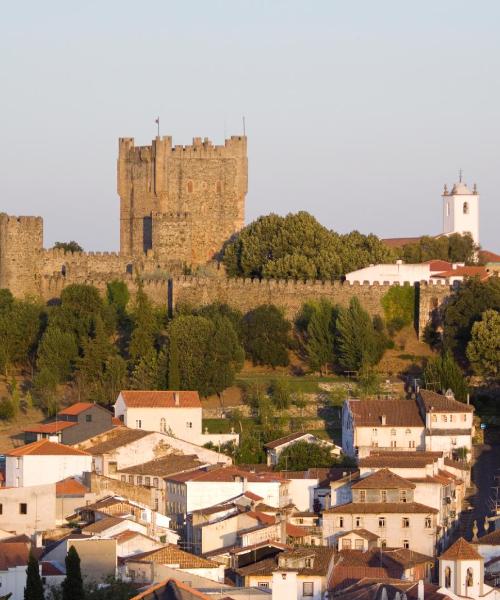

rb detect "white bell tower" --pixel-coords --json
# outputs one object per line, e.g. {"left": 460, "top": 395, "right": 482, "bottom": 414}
{"left": 442, "top": 171, "right": 479, "bottom": 246}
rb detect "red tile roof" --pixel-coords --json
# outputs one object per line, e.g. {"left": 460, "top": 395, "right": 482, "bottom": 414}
{"left": 6, "top": 439, "right": 90, "bottom": 457}
{"left": 119, "top": 390, "right": 201, "bottom": 408}
{"left": 440, "top": 537, "right": 482, "bottom": 560}
{"left": 348, "top": 399, "right": 423, "bottom": 427}
{"left": 359, "top": 454, "right": 438, "bottom": 468}
{"left": 337, "top": 529, "right": 379, "bottom": 541}
{"left": 24, "top": 421, "right": 76, "bottom": 434}
{"left": 56, "top": 477, "right": 88, "bottom": 497}
{"left": 419, "top": 389, "right": 474, "bottom": 413}
{"left": 58, "top": 402, "right": 95, "bottom": 416}
{"left": 480, "top": 249, "right": 500, "bottom": 263}
{"left": 325, "top": 501, "right": 438, "bottom": 514}
{"left": 352, "top": 469, "right": 415, "bottom": 490}
{"left": 432, "top": 266, "right": 490, "bottom": 281}
{"left": 0, "top": 542, "right": 30, "bottom": 569}
{"left": 264, "top": 431, "right": 313, "bottom": 449}
{"left": 426, "top": 260, "right": 453, "bottom": 272}
{"left": 124, "top": 545, "right": 218, "bottom": 569}
{"left": 166, "top": 465, "right": 285, "bottom": 484}
{"left": 476, "top": 529, "right": 500, "bottom": 546}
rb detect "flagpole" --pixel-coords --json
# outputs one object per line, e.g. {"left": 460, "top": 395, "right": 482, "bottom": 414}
{"left": 155, "top": 116, "right": 160, "bottom": 138}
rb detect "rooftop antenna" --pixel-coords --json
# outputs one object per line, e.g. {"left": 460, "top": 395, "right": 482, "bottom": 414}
{"left": 155, "top": 116, "right": 160, "bottom": 138}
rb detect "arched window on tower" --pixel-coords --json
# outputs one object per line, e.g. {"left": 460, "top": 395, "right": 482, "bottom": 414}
{"left": 444, "top": 567, "right": 451, "bottom": 588}
{"left": 187, "top": 181, "right": 193, "bottom": 193}
{"left": 463, "top": 201, "right": 469, "bottom": 214}
{"left": 466, "top": 568, "right": 473, "bottom": 587}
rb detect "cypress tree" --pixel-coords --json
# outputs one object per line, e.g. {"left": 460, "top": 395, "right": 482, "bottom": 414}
{"left": 24, "top": 550, "right": 44, "bottom": 600}
{"left": 62, "top": 546, "right": 85, "bottom": 600}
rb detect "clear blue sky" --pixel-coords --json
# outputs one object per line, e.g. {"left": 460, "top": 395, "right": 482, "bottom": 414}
{"left": 1, "top": 1, "right": 499, "bottom": 252}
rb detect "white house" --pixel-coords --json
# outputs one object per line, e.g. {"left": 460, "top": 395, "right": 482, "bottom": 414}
{"left": 264, "top": 432, "right": 341, "bottom": 467}
{"left": 113, "top": 390, "right": 238, "bottom": 447}
{"left": 5, "top": 439, "right": 92, "bottom": 487}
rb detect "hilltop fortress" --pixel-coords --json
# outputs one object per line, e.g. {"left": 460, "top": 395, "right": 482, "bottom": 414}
{"left": 0, "top": 133, "right": 452, "bottom": 335}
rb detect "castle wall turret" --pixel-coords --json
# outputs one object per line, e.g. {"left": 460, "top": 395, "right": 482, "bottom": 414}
{"left": 0, "top": 214, "right": 43, "bottom": 297}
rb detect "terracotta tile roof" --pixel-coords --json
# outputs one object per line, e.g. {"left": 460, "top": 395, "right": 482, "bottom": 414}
{"left": 432, "top": 266, "right": 490, "bottom": 281}
{"left": 359, "top": 455, "right": 438, "bottom": 468}
{"left": 24, "top": 421, "right": 76, "bottom": 433}
{"left": 264, "top": 431, "right": 312, "bottom": 449}
{"left": 78, "top": 427, "right": 150, "bottom": 455}
{"left": 242, "top": 491, "right": 263, "bottom": 501}
{"left": 236, "top": 547, "right": 334, "bottom": 577}
{"left": 419, "top": 389, "right": 474, "bottom": 413}
{"left": 6, "top": 439, "right": 90, "bottom": 457}
{"left": 352, "top": 469, "right": 415, "bottom": 490}
{"left": 382, "top": 548, "right": 434, "bottom": 568}
{"left": 112, "top": 417, "right": 122, "bottom": 426}
{"left": 440, "top": 537, "right": 482, "bottom": 560}
{"left": 112, "top": 530, "right": 154, "bottom": 544}
{"left": 476, "top": 529, "right": 500, "bottom": 546}
{"left": 426, "top": 260, "right": 453, "bottom": 271}
{"left": 0, "top": 542, "right": 30, "bottom": 569}
{"left": 480, "top": 249, "right": 500, "bottom": 263}
{"left": 166, "top": 465, "right": 285, "bottom": 484}
{"left": 245, "top": 511, "right": 276, "bottom": 526}
{"left": 324, "top": 501, "right": 438, "bottom": 514}
{"left": 118, "top": 454, "right": 203, "bottom": 477}
{"left": 131, "top": 579, "right": 212, "bottom": 600}
{"left": 58, "top": 402, "right": 95, "bottom": 415}
{"left": 56, "top": 477, "right": 88, "bottom": 497}
{"left": 119, "top": 390, "right": 201, "bottom": 408}
{"left": 124, "top": 544, "right": 218, "bottom": 569}
{"left": 229, "top": 540, "right": 289, "bottom": 555}
{"left": 337, "top": 529, "right": 379, "bottom": 541}
{"left": 81, "top": 516, "right": 124, "bottom": 534}
{"left": 444, "top": 457, "right": 469, "bottom": 470}
{"left": 347, "top": 399, "right": 423, "bottom": 427}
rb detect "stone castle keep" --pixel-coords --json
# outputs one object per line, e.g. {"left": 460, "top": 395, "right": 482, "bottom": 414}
{"left": 0, "top": 132, "right": 452, "bottom": 335}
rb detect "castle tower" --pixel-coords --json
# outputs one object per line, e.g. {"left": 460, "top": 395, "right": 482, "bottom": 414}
{"left": 442, "top": 175, "right": 479, "bottom": 246}
{"left": 439, "top": 537, "right": 484, "bottom": 599}
{"left": 117, "top": 135, "right": 247, "bottom": 265}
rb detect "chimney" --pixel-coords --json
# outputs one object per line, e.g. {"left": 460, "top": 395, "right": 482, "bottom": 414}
{"left": 417, "top": 579, "right": 424, "bottom": 600}
{"left": 174, "top": 392, "right": 180, "bottom": 406}
{"left": 381, "top": 415, "right": 386, "bottom": 426}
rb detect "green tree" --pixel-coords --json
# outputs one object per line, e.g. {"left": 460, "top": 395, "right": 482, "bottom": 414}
{"left": 128, "top": 283, "right": 159, "bottom": 364}
{"left": 336, "top": 298, "right": 385, "bottom": 371}
{"left": 223, "top": 212, "right": 394, "bottom": 280}
{"left": 24, "top": 550, "right": 44, "bottom": 600}
{"left": 423, "top": 351, "right": 468, "bottom": 402}
{"left": 62, "top": 546, "right": 84, "bottom": 600}
{"left": 53, "top": 241, "right": 83, "bottom": 252}
{"left": 196, "top": 302, "right": 244, "bottom": 342}
{"left": 0, "top": 398, "right": 15, "bottom": 420}
{"left": 24, "top": 551, "right": 44, "bottom": 600}
{"left": 36, "top": 327, "right": 78, "bottom": 383}
{"left": 269, "top": 378, "right": 291, "bottom": 409}
{"left": 442, "top": 277, "right": 500, "bottom": 357}
{"left": 107, "top": 280, "right": 130, "bottom": 325}
{"left": 242, "top": 305, "right": 291, "bottom": 367}
{"left": 205, "top": 316, "right": 245, "bottom": 396}
{"left": 466, "top": 309, "right": 500, "bottom": 379}
{"left": 399, "top": 233, "right": 477, "bottom": 264}
{"left": 276, "top": 440, "right": 333, "bottom": 470}
{"left": 303, "top": 300, "right": 335, "bottom": 374}
{"left": 130, "top": 350, "right": 162, "bottom": 390}
{"left": 168, "top": 338, "right": 181, "bottom": 389}
{"left": 381, "top": 286, "right": 415, "bottom": 333}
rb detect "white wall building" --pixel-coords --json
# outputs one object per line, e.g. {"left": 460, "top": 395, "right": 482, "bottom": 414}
{"left": 442, "top": 179, "right": 480, "bottom": 246}
{"left": 114, "top": 390, "right": 238, "bottom": 447}
{"left": 5, "top": 439, "right": 92, "bottom": 487}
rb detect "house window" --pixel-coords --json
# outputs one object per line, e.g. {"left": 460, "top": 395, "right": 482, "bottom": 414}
{"left": 402, "top": 517, "right": 410, "bottom": 528}
{"left": 19, "top": 503, "right": 27, "bottom": 515}
{"left": 337, "top": 517, "right": 344, "bottom": 528}
{"left": 451, "top": 438, "right": 457, "bottom": 446}
{"left": 431, "top": 414, "right": 437, "bottom": 422}
{"left": 442, "top": 415, "right": 447, "bottom": 422}
{"left": 342, "top": 539, "right": 351, "bottom": 550}
{"left": 371, "top": 441, "right": 378, "bottom": 448}
{"left": 405, "top": 428, "right": 411, "bottom": 435}
{"left": 355, "top": 539, "right": 364, "bottom": 550}
{"left": 409, "top": 440, "right": 415, "bottom": 448}
{"left": 145, "top": 477, "right": 150, "bottom": 487}
{"left": 425, "top": 517, "right": 432, "bottom": 528}
{"left": 186, "top": 422, "right": 192, "bottom": 429}
{"left": 379, "top": 517, "right": 386, "bottom": 528}
{"left": 450, "top": 415, "right": 453, "bottom": 423}
{"left": 160, "top": 418, "right": 167, "bottom": 433}
{"left": 390, "top": 441, "right": 397, "bottom": 448}
{"left": 303, "top": 582, "right": 314, "bottom": 597}
{"left": 121, "top": 475, "right": 126, "bottom": 483}
{"left": 381, "top": 490, "right": 387, "bottom": 503}
{"left": 258, "top": 583, "right": 269, "bottom": 589}
{"left": 305, "top": 558, "right": 312, "bottom": 568}
{"left": 372, "top": 428, "right": 378, "bottom": 436}
{"left": 400, "top": 490, "right": 408, "bottom": 503}
{"left": 137, "top": 476, "right": 143, "bottom": 485}
{"left": 0, "top": 504, "right": 2, "bottom": 514}
{"left": 153, "top": 478, "right": 159, "bottom": 488}
{"left": 355, "top": 517, "right": 362, "bottom": 528}
{"left": 85, "top": 414, "right": 92, "bottom": 422}
{"left": 403, "top": 539, "right": 410, "bottom": 549}
{"left": 390, "top": 429, "right": 396, "bottom": 436}
{"left": 128, "top": 476, "right": 134, "bottom": 484}
{"left": 359, "top": 490, "right": 366, "bottom": 503}
{"left": 462, "top": 414, "right": 467, "bottom": 422}
{"left": 136, "top": 420, "right": 142, "bottom": 428}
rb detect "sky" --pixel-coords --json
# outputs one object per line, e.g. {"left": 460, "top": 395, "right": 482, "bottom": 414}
{"left": 1, "top": 1, "right": 499, "bottom": 252}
